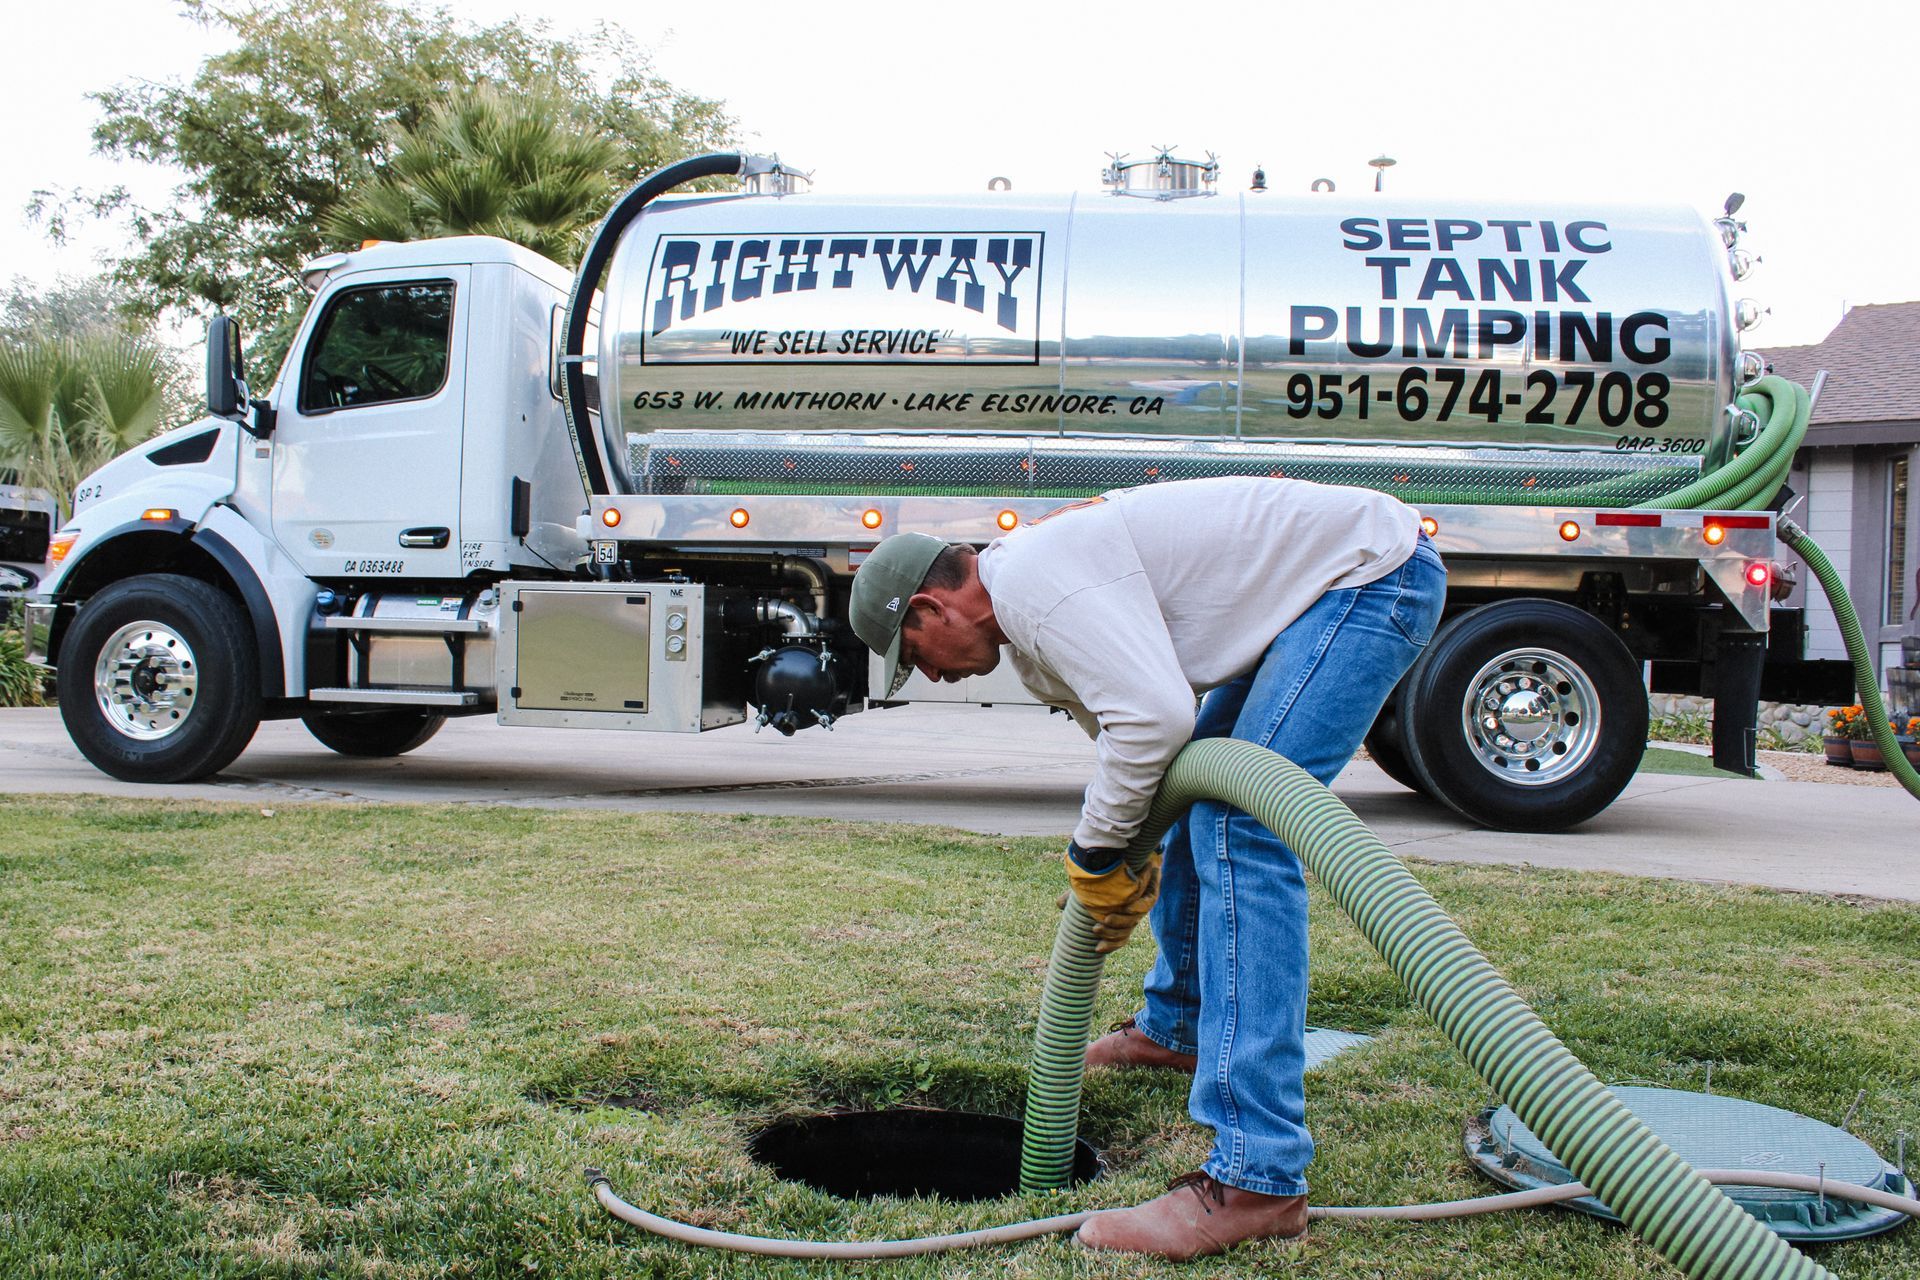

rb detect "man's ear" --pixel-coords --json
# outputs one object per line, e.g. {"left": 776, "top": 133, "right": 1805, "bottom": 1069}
{"left": 907, "top": 591, "right": 944, "bottom": 619}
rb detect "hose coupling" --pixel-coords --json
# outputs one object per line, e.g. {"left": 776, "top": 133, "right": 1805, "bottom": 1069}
{"left": 1724, "top": 403, "right": 1763, "bottom": 445}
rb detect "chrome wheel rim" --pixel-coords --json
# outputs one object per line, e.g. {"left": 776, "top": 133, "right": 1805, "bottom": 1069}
{"left": 94, "top": 620, "right": 199, "bottom": 741}
{"left": 1459, "top": 647, "right": 1601, "bottom": 787}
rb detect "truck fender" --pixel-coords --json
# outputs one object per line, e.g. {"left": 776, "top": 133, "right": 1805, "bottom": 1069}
{"left": 48, "top": 508, "right": 313, "bottom": 701}
{"left": 38, "top": 419, "right": 238, "bottom": 601}
{"left": 195, "top": 503, "right": 319, "bottom": 698}
{"left": 190, "top": 525, "right": 285, "bottom": 699}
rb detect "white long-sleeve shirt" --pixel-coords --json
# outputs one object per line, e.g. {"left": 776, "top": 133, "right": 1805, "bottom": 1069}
{"left": 978, "top": 476, "right": 1420, "bottom": 850}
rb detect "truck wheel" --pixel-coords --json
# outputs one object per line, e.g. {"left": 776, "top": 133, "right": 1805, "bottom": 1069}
{"left": 1399, "top": 600, "right": 1646, "bottom": 832}
{"left": 301, "top": 709, "right": 446, "bottom": 757}
{"left": 1363, "top": 688, "right": 1429, "bottom": 796}
{"left": 57, "top": 574, "right": 262, "bottom": 783}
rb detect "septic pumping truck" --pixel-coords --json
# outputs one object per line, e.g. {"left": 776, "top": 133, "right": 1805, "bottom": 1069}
{"left": 22, "top": 149, "right": 1920, "bottom": 818}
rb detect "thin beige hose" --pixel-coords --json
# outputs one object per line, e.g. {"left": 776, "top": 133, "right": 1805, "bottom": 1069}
{"left": 588, "top": 1166, "right": 1916, "bottom": 1258}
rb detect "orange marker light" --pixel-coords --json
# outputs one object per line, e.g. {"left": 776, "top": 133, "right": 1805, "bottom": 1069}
{"left": 1419, "top": 516, "right": 1439, "bottom": 537}
{"left": 729, "top": 508, "right": 750, "bottom": 528}
{"left": 601, "top": 507, "right": 622, "bottom": 528}
{"left": 1746, "top": 562, "right": 1770, "bottom": 588}
{"left": 142, "top": 508, "right": 177, "bottom": 522}
{"left": 861, "top": 508, "right": 883, "bottom": 530}
{"left": 48, "top": 533, "right": 77, "bottom": 565}
{"left": 1703, "top": 523, "right": 1726, "bottom": 546}
{"left": 1559, "top": 520, "right": 1581, "bottom": 542}
{"left": 997, "top": 510, "right": 1019, "bottom": 531}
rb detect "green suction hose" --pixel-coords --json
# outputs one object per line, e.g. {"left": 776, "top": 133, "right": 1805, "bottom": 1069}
{"left": 1019, "top": 739, "right": 1837, "bottom": 1279}
{"left": 1781, "top": 517, "right": 1920, "bottom": 796}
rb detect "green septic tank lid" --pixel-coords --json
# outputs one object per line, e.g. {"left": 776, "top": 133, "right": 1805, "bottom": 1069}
{"left": 1466, "top": 1086, "right": 1910, "bottom": 1242}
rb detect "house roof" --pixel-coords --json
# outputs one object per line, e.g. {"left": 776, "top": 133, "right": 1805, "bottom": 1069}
{"left": 1755, "top": 302, "right": 1920, "bottom": 439}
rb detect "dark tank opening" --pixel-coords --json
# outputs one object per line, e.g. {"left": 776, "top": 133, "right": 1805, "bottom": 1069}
{"left": 747, "top": 1109, "right": 1101, "bottom": 1202}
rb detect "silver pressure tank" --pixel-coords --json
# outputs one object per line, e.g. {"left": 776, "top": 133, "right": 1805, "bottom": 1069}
{"left": 597, "top": 191, "right": 1742, "bottom": 492}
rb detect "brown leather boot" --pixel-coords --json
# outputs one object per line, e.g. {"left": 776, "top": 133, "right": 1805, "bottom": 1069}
{"left": 1074, "top": 1171, "right": 1308, "bottom": 1260}
{"left": 1084, "top": 1017, "right": 1198, "bottom": 1073}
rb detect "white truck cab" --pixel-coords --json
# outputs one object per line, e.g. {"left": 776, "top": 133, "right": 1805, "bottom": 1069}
{"left": 244, "top": 239, "right": 588, "bottom": 586}
{"left": 29, "top": 237, "right": 598, "bottom": 778}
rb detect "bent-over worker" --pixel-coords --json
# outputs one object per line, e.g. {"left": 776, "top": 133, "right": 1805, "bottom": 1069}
{"left": 848, "top": 474, "right": 1446, "bottom": 1259}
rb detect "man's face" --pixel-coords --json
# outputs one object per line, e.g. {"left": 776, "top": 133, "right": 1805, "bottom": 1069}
{"left": 899, "top": 597, "right": 1001, "bottom": 685}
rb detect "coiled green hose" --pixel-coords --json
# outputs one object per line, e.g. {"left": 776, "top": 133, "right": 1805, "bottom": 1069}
{"left": 1020, "top": 740, "right": 1836, "bottom": 1279}
{"left": 1640, "top": 376, "right": 1810, "bottom": 513}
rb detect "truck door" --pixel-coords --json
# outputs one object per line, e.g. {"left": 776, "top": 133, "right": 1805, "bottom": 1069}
{"left": 269, "top": 267, "right": 470, "bottom": 580}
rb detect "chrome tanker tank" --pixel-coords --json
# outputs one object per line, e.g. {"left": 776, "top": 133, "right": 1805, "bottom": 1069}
{"left": 596, "top": 180, "right": 1747, "bottom": 502}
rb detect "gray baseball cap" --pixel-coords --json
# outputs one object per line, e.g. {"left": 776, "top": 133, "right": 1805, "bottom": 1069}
{"left": 849, "top": 532, "right": 948, "bottom": 697}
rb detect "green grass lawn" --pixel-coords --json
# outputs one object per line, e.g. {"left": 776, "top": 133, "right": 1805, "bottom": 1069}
{"left": 1, "top": 796, "right": 1913, "bottom": 1279}
{"left": 1637, "top": 746, "right": 1757, "bottom": 778}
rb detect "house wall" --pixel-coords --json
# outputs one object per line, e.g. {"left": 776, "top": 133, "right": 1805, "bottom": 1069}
{"left": 1800, "top": 447, "right": 1853, "bottom": 661}
{"left": 1876, "top": 445, "right": 1918, "bottom": 717}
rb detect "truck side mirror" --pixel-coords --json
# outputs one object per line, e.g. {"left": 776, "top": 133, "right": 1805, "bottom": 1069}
{"left": 206, "top": 316, "right": 275, "bottom": 438}
{"left": 207, "top": 315, "right": 248, "bottom": 421}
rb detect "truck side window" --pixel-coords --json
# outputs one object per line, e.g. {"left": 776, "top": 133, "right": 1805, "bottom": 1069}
{"left": 298, "top": 281, "right": 455, "bottom": 413}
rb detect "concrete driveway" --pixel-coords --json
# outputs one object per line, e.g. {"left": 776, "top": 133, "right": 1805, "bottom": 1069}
{"left": 3, "top": 704, "right": 1916, "bottom": 901}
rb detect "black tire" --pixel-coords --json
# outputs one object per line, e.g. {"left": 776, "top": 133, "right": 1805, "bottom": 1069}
{"left": 57, "top": 574, "right": 262, "bottom": 783}
{"left": 301, "top": 709, "right": 446, "bottom": 757}
{"left": 1399, "top": 600, "right": 1646, "bottom": 832}
{"left": 1363, "top": 686, "right": 1430, "bottom": 796}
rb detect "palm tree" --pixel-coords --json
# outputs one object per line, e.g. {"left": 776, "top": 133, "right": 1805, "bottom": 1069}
{"left": 324, "top": 84, "right": 624, "bottom": 264}
{"left": 0, "top": 335, "right": 172, "bottom": 519}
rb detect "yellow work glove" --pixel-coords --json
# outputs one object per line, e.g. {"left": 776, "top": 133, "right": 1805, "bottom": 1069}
{"left": 1063, "top": 842, "right": 1162, "bottom": 954}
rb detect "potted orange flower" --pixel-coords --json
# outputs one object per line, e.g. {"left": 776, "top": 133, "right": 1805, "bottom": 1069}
{"left": 1899, "top": 716, "right": 1920, "bottom": 770}
{"left": 1847, "top": 706, "right": 1886, "bottom": 770}
{"left": 1823, "top": 705, "right": 1858, "bottom": 767}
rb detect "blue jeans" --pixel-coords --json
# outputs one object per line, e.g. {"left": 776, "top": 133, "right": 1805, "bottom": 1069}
{"left": 1132, "top": 534, "right": 1445, "bottom": 1197}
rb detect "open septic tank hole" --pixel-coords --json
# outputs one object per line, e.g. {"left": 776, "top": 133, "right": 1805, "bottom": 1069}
{"left": 748, "top": 1109, "right": 1101, "bottom": 1202}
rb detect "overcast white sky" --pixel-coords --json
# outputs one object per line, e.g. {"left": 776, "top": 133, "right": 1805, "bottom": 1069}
{"left": 3, "top": 0, "right": 1915, "bottom": 348}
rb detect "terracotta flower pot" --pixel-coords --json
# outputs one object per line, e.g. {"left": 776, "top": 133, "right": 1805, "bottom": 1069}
{"left": 1823, "top": 734, "right": 1854, "bottom": 766}
{"left": 1849, "top": 738, "right": 1885, "bottom": 771}
{"left": 1900, "top": 736, "right": 1920, "bottom": 769}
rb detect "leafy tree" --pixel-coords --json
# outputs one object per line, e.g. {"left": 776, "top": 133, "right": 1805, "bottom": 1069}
{"left": 0, "top": 336, "right": 177, "bottom": 519}
{"left": 1, "top": 274, "right": 152, "bottom": 346}
{"left": 35, "top": 0, "right": 734, "bottom": 376}
{"left": 324, "top": 85, "right": 624, "bottom": 264}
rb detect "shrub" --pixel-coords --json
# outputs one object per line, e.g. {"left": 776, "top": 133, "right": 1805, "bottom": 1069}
{"left": 1647, "top": 709, "right": 1711, "bottom": 745}
{"left": 0, "top": 627, "right": 47, "bottom": 707}
{"left": 1756, "top": 725, "right": 1821, "bottom": 753}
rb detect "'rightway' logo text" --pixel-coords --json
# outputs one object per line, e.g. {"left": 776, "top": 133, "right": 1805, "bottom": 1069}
{"left": 648, "top": 234, "right": 1043, "bottom": 337}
